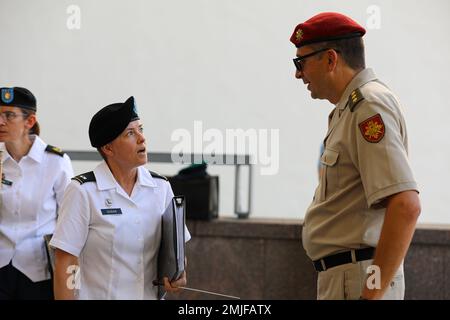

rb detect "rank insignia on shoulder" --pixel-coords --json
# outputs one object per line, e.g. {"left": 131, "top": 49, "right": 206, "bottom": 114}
{"left": 72, "top": 171, "right": 96, "bottom": 184}
{"left": 358, "top": 113, "right": 385, "bottom": 143}
{"left": 45, "top": 145, "right": 65, "bottom": 157}
{"left": 348, "top": 88, "right": 365, "bottom": 112}
{"left": 149, "top": 170, "right": 168, "bottom": 181}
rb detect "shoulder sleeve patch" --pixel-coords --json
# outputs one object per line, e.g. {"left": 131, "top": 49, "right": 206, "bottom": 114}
{"left": 45, "top": 145, "right": 65, "bottom": 157}
{"left": 72, "top": 171, "right": 96, "bottom": 184}
{"left": 149, "top": 170, "right": 168, "bottom": 181}
{"left": 348, "top": 88, "right": 365, "bottom": 112}
{"left": 358, "top": 113, "right": 385, "bottom": 143}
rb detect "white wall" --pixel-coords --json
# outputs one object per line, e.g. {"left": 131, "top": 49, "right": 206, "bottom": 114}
{"left": 1, "top": 0, "right": 449, "bottom": 223}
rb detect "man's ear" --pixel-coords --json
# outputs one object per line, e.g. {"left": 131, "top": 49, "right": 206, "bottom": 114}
{"left": 327, "top": 49, "right": 339, "bottom": 71}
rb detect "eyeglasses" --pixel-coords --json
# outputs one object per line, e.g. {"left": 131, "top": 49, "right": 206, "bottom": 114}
{"left": 293, "top": 48, "right": 339, "bottom": 72}
{"left": 0, "top": 111, "right": 23, "bottom": 122}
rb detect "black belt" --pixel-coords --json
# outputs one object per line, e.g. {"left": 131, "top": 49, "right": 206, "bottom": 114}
{"left": 313, "top": 247, "right": 375, "bottom": 272}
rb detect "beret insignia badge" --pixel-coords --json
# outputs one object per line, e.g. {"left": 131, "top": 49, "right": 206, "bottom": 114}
{"left": 295, "top": 29, "right": 303, "bottom": 42}
{"left": 1, "top": 88, "right": 14, "bottom": 104}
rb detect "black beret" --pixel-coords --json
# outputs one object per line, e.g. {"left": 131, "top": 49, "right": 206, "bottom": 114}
{"left": 0, "top": 87, "right": 37, "bottom": 111}
{"left": 89, "top": 96, "right": 140, "bottom": 148}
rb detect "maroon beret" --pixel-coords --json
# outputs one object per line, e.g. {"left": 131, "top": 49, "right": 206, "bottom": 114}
{"left": 290, "top": 12, "right": 366, "bottom": 48}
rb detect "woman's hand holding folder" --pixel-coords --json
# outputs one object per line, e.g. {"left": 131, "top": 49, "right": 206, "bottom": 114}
{"left": 163, "top": 269, "right": 187, "bottom": 293}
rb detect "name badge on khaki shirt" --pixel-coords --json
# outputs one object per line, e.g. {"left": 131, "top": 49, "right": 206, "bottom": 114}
{"left": 101, "top": 208, "right": 123, "bottom": 215}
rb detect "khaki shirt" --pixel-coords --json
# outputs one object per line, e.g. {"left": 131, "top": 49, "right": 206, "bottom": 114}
{"left": 302, "top": 68, "right": 418, "bottom": 261}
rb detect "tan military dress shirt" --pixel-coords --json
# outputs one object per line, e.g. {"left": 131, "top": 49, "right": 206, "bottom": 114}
{"left": 302, "top": 68, "right": 418, "bottom": 261}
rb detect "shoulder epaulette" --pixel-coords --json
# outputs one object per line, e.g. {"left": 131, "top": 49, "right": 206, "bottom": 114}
{"left": 149, "top": 170, "right": 168, "bottom": 181}
{"left": 45, "top": 145, "right": 65, "bottom": 157}
{"left": 348, "top": 88, "right": 365, "bottom": 112}
{"left": 72, "top": 171, "right": 96, "bottom": 184}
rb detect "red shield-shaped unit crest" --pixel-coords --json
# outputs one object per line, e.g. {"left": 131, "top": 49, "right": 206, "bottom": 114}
{"left": 358, "top": 114, "right": 385, "bottom": 143}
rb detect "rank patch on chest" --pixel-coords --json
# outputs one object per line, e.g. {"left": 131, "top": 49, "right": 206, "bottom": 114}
{"left": 358, "top": 113, "right": 385, "bottom": 143}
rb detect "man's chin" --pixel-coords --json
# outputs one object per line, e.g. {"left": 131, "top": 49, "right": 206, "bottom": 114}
{"left": 306, "top": 87, "right": 317, "bottom": 99}
{"left": 310, "top": 92, "right": 326, "bottom": 100}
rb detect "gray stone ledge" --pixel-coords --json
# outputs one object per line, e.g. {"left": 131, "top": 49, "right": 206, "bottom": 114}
{"left": 187, "top": 218, "right": 450, "bottom": 245}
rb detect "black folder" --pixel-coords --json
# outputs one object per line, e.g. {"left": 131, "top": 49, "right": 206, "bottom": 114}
{"left": 44, "top": 234, "right": 55, "bottom": 278}
{"left": 156, "top": 195, "right": 186, "bottom": 299}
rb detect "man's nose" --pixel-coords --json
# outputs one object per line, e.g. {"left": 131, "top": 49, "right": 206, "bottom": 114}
{"left": 295, "top": 69, "right": 303, "bottom": 79}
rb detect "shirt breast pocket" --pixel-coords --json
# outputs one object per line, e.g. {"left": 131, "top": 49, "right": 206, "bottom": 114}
{"left": 318, "top": 148, "right": 339, "bottom": 201}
